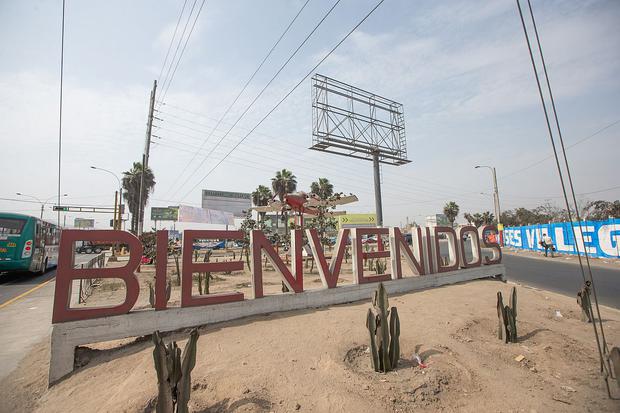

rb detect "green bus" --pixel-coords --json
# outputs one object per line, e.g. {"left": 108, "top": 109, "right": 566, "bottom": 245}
{"left": 0, "top": 213, "right": 61, "bottom": 274}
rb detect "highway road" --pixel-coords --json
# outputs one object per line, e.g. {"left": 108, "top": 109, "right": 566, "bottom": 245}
{"left": 0, "top": 253, "right": 98, "bottom": 307}
{"left": 503, "top": 254, "right": 620, "bottom": 309}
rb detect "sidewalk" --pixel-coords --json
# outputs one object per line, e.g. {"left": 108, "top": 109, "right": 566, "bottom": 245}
{"left": 503, "top": 247, "right": 620, "bottom": 270}
{"left": 0, "top": 279, "right": 55, "bottom": 381}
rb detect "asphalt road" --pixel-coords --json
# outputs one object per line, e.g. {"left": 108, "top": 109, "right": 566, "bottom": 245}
{"left": 0, "top": 253, "right": 98, "bottom": 306}
{"left": 503, "top": 254, "right": 620, "bottom": 309}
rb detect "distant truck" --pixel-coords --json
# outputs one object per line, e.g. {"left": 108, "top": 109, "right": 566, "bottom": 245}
{"left": 75, "top": 240, "right": 111, "bottom": 254}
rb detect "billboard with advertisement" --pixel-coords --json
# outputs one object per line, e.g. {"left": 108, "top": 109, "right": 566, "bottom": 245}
{"left": 151, "top": 207, "right": 178, "bottom": 221}
{"left": 178, "top": 205, "right": 234, "bottom": 226}
{"left": 202, "top": 189, "right": 251, "bottom": 218}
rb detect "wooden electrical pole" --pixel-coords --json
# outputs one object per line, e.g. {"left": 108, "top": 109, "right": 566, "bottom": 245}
{"left": 138, "top": 80, "right": 157, "bottom": 235}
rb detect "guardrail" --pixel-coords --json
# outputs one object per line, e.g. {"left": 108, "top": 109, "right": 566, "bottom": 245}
{"left": 77, "top": 253, "right": 106, "bottom": 304}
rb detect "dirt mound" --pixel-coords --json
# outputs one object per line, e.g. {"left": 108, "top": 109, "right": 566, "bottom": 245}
{"left": 343, "top": 343, "right": 479, "bottom": 409}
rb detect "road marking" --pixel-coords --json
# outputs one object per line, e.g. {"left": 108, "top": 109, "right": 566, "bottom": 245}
{"left": 0, "top": 278, "right": 53, "bottom": 310}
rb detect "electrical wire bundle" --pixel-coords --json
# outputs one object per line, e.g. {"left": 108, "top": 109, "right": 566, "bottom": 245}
{"left": 515, "top": 0, "right": 618, "bottom": 398}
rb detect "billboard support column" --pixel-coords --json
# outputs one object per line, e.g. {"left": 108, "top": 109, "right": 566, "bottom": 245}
{"left": 373, "top": 150, "right": 383, "bottom": 227}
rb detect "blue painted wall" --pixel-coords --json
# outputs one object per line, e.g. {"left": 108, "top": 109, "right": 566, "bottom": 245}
{"left": 503, "top": 219, "right": 620, "bottom": 259}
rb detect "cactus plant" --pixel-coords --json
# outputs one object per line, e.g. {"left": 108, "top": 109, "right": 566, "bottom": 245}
{"left": 365, "top": 283, "right": 400, "bottom": 372}
{"left": 148, "top": 280, "right": 171, "bottom": 308}
{"left": 375, "top": 259, "right": 386, "bottom": 275}
{"left": 174, "top": 254, "right": 181, "bottom": 286}
{"left": 577, "top": 284, "right": 592, "bottom": 322}
{"left": 497, "top": 287, "right": 518, "bottom": 343}
{"left": 610, "top": 347, "right": 620, "bottom": 388}
{"left": 152, "top": 329, "right": 199, "bottom": 413}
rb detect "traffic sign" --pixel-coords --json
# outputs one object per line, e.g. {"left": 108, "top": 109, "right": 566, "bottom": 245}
{"left": 337, "top": 213, "right": 376, "bottom": 228}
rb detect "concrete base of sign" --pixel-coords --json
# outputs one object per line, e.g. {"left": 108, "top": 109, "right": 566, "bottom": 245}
{"left": 49, "top": 264, "right": 505, "bottom": 385}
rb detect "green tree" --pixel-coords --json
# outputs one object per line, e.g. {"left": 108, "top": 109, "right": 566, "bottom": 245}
{"left": 251, "top": 185, "right": 273, "bottom": 223}
{"left": 464, "top": 211, "right": 495, "bottom": 227}
{"left": 443, "top": 201, "right": 460, "bottom": 227}
{"left": 271, "top": 169, "right": 297, "bottom": 236}
{"left": 310, "top": 178, "right": 334, "bottom": 200}
{"left": 122, "top": 161, "right": 155, "bottom": 234}
{"left": 582, "top": 200, "right": 620, "bottom": 220}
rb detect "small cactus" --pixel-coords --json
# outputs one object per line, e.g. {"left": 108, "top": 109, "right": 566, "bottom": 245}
{"left": 497, "top": 287, "right": 518, "bottom": 343}
{"left": 148, "top": 280, "right": 172, "bottom": 309}
{"left": 174, "top": 255, "right": 181, "bottom": 286}
{"left": 375, "top": 259, "right": 386, "bottom": 275}
{"left": 366, "top": 283, "right": 400, "bottom": 372}
{"left": 577, "top": 284, "right": 592, "bottom": 322}
{"left": 152, "top": 329, "right": 199, "bottom": 413}
{"left": 610, "top": 347, "right": 620, "bottom": 388}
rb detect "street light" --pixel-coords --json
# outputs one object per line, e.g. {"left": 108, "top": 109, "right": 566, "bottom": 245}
{"left": 16, "top": 192, "right": 68, "bottom": 220}
{"left": 91, "top": 166, "right": 123, "bottom": 229}
{"left": 475, "top": 165, "right": 501, "bottom": 227}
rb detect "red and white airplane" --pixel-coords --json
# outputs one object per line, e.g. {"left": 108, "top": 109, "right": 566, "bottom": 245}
{"left": 252, "top": 192, "right": 358, "bottom": 228}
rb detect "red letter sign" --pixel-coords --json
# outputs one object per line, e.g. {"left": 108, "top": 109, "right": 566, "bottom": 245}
{"left": 479, "top": 225, "right": 502, "bottom": 265}
{"left": 351, "top": 228, "right": 391, "bottom": 284}
{"left": 52, "top": 230, "right": 142, "bottom": 323}
{"left": 306, "top": 228, "right": 349, "bottom": 288}
{"left": 389, "top": 227, "right": 425, "bottom": 277}
{"left": 181, "top": 230, "right": 244, "bottom": 307}
{"left": 250, "top": 229, "right": 304, "bottom": 298}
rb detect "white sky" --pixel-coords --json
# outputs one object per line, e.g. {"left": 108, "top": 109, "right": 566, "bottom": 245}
{"left": 1, "top": 0, "right": 619, "bottom": 229}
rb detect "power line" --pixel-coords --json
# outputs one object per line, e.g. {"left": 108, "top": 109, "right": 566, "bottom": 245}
{"left": 161, "top": 0, "right": 312, "bottom": 197}
{"left": 500, "top": 118, "right": 620, "bottom": 180}
{"left": 157, "top": 0, "right": 201, "bottom": 104}
{"left": 157, "top": 0, "right": 190, "bottom": 84}
{"left": 157, "top": 125, "right": 484, "bottom": 207}
{"left": 157, "top": 105, "right": 492, "bottom": 200}
{"left": 167, "top": 0, "right": 343, "bottom": 200}
{"left": 159, "top": 0, "right": 208, "bottom": 104}
{"left": 516, "top": 0, "right": 612, "bottom": 396}
{"left": 177, "top": 0, "right": 401, "bottom": 202}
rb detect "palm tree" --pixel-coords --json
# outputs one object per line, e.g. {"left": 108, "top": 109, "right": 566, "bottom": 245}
{"left": 252, "top": 185, "right": 273, "bottom": 223}
{"left": 443, "top": 201, "right": 460, "bottom": 228}
{"left": 122, "top": 161, "right": 155, "bottom": 234}
{"left": 310, "top": 178, "right": 334, "bottom": 200}
{"left": 271, "top": 169, "right": 297, "bottom": 232}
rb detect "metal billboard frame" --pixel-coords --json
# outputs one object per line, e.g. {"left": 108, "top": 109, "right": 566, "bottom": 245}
{"left": 310, "top": 74, "right": 411, "bottom": 226}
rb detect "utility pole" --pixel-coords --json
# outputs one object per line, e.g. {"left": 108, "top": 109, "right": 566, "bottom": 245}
{"left": 372, "top": 150, "right": 383, "bottom": 227}
{"left": 138, "top": 80, "right": 157, "bottom": 236}
{"left": 491, "top": 167, "right": 501, "bottom": 228}
{"left": 475, "top": 165, "right": 502, "bottom": 228}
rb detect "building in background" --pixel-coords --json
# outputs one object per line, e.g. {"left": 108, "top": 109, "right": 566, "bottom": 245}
{"left": 202, "top": 189, "right": 251, "bottom": 218}
{"left": 73, "top": 218, "right": 95, "bottom": 229}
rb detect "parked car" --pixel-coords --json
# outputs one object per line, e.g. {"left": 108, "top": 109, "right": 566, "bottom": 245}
{"left": 75, "top": 241, "right": 109, "bottom": 254}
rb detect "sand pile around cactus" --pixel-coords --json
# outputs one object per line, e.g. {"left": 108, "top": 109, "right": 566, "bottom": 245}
{"left": 2, "top": 279, "right": 620, "bottom": 412}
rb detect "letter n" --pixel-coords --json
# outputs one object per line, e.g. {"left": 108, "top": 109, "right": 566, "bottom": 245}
{"left": 250, "top": 229, "right": 303, "bottom": 298}
{"left": 389, "top": 227, "right": 425, "bottom": 277}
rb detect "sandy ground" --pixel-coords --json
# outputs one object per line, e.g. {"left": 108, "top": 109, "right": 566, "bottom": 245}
{"left": 1, "top": 250, "right": 619, "bottom": 412}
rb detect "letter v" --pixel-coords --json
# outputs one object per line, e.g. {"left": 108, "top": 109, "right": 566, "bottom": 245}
{"left": 306, "top": 228, "right": 349, "bottom": 288}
